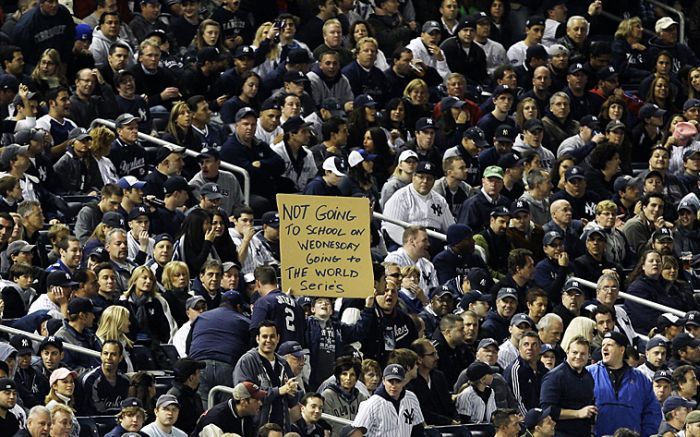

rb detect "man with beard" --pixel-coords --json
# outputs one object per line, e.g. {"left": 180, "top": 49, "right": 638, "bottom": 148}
{"left": 408, "top": 339, "right": 458, "bottom": 425}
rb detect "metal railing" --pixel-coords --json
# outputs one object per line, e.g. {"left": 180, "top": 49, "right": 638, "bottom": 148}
{"left": 90, "top": 118, "right": 251, "bottom": 206}
{"left": 0, "top": 324, "right": 101, "bottom": 358}
{"left": 207, "top": 384, "right": 353, "bottom": 426}
{"left": 373, "top": 212, "right": 447, "bottom": 241}
{"left": 571, "top": 277, "right": 687, "bottom": 317}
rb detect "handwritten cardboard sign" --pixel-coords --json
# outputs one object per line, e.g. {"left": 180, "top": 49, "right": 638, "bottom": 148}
{"left": 277, "top": 194, "right": 372, "bottom": 298}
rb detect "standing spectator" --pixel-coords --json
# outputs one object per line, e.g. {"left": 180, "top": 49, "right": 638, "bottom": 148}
{"left": 11, "top": 0, "right": 75, "bottom": 67}
{"left": 109, "top": 114, "right": 149, "bottom": 179}
{"left": 540, "top": 336, "right": 596, "bottom": 437}
{"left": 53, "top": 297, "right": 100, "bottom": 372}
{"left": 189, "top": 290, "right": 250, "bottom": 406}
{"left": 52, "top": 128, "right": 104, "bottom": 195}
{"left": 440, "top": 17, "right": 488, "bottom": 85}
{"left": 587, "top": 331, "right": 662, "bottom": 437}
{"left": 250, "top": 266, "right": 304, "bottom": 343}
{"left": 409, "top": 338, "right": 457, "bottom": 425}
{"left": 432, "top": 314, "right": 474, "bottom": 389}
{"left": 233, "top": 320, "right": 300, "bottom": 431}
{"left": 189, "top": 148, "right": 245, "bottom": 217}
{"left": 127, "top": 40, "right": 180, "bottom": 110}
{"left": 352, "top": 364, "right": 426, "bottom": 435}
{"left": 366, "top": 0, "right": 413, "bottom": 56}
{"left": 504, "top": 330, "right": 548, "bottom": 415}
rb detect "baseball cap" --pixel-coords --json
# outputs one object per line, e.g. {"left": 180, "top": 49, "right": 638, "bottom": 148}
{"left": 7, "top": 240, "right": 35, "bottom": 257}
{"left": 75, "top": 23, "right": 92, "bottom": 41}
{"left": 597, "top": 65, "right": 618, "bottom": 82}
{"left": 261, "top": 211, "right": 280, "bottom": 228}
{"left": 47, "top": 271, "right": 79, "bottom": 288}
{"left": 353, "top": 94, "right": 377, "bottom": 109}
{"left": 117, "top": 176, "right": 146, "bottom": 190}
{"left": 282, "top": 116, "right": 312, "bottom": 133}
{"left": 197, "top": 47, "right": 224, "bottom": 64}
{"left": 464, "top": 126, "right": 488, "bottom": 147}
{"left": 235, "top": 107, "right": 257, "bottom": 122}
{"left": 398, "top": 150, "right": 419, "bottom": 163}
{"left": 458, "top": 290, "right": 491, "bottom": 308}
{"left": 222, "top": 290, "right": 244, "bottom": 306}
{"left": 510, "top": 199, "right": 530, "bottom": 215}
{"left": 478, "top": 338, "right": 499, "bottom": 350}
{"left": 654, "top": 369, "right": 673, "bottom": 383}
{"left": 441, "top": 96, "right": 468, "bottom": 112}
{"left": 102, "top": 211, "right": 126, "bottom": 229}
{"left": 260, "top": 98, "right": 281, "bottom": 113}
{"left": 568, "top": 63, "right": 585, "bottom": 74}
{"left": 542, "top": 231, "right": 563, "bottom": 246}
{"left": 232, "top": 381, "right": 267, "bottom": 400}
{"left": 645, "top": 337, "right": 667, "bottom": 352}
{"left": 497, "top": 152, "right": 525, "bottom": 169}
{"left": 446, "top": 224, "right": 473, "bottom": 245}
{"left": 68, "top": 127, "right": 91, "bottom": 142}
{"left": 687, "top": 410, "right": 700, "bottom": 426}
{"left": 164, "top": 176, "right": 193, "bottom": 194}
{"left": 565, "top": 166, "right": 585, "bottom": 182}
{"left": 685, "top": 99, "right": 700, "bottom": 111}
{"left": 683, "top": 149, "right": 700, "bottom": 162}
{"left": 494, "top": 125, "right": 515, "bottom": 142}
{"left": 581, "top": 225, "right": 606, "bottom": 241}
{"left": 155, "top": 145, "right": 184, "bottom": 165}
{"left": 283, "top": 70, "right": 309, "bottom": 84}
{"left": 563, "top": 278, "right": 583, "bottom": 294}
{"left": 155, "top": 394, "right": 180, "bottom": 409}
{"left": 656, "top": 16, "right": 678, "bottom": 33}
{"left": 87, "top": 246, "right": 109, "bottom": 262}
{"left": 466, "top": 361, "right": 494, "bottom": 382}
{"left": 547, "top": 44, "right": 569, "bottom": 57}
{"left": 497, "top": 287, "right": 518, "bottom": 301}
{"left": 526, "top": 15, "right": 545, "bottom": 27}
{"left": 415, "top": 161, "right": 437, "bottom": 176}
{"left": 524, "top": 407, "right": 552, "bottom": 430}
{"left": 493, "top": 85, "right": 515, "bottom": 97}
{"left": 127, "top": 204, "right": 149, "bottom": 221}
{"left": 286, "top": 48, "right": 312, "bottom": 64}
{"left": 415, "top": 117, "right": 436, "bottom": 132}
{"left": 0, "top": 144, "right": 29, "bottom": 169}
{"left": 200, "top": 183, "right": 224, "bottom": 200}
{"left": 672, "top": 332, "right": 700, "bottom": 352}
{"left": 233, "top": 45, "right": 255, "bottom": 59}
{"left": 510, "top": 313, "right": 535, "bottom": 329}
{"left": 278, "top": 341, "right": 310, "bottom": 357}
{"left": 663, "top": 396, "right": 696, "bottom": 414}
{"left": 422, "top": 20, "right": 441, "bottom": 33}
{"left": 222, "top": 261, "right": 241, "bottom": 272}
{"left": 115, "top": 113, "right": 139, "bottom": 128}
{"left": 12, "top": 128, "right": 43, "bottom": 145}
{"left": 606, "top": 120, "right": 626, "bottom": 132}
{"left": 0, "top": 75, "right": 19, "bottom": 92}
{"left": 685, "top": 310, "right": 700, "bottom": 327}
{"left": 67, "top": 297, "right": 94, "bottom": 316}
{"left": 348, "top": 149, "right": 377, "bottom": 167}
{"left": 490, "top": 205, "right": 510, "bottom": 218}
{"left": 173, "top": 358, "right": 206, "bottom": 379}
{"left": 383, "top": 364, "right": 406, "bottom": 381}
{"left": 0, "top": 378, "right": 16, "bottom": 391}
{"left": 114, "top": 69, "right": 135, "bottom": 86}
{"left": 613, "top": 175, "right": 635, "bottom": 193}
{"left": 185, "top": 296, "right": 206, "bottom": 311}
{"left": 322, "top": 157, "right": 347, "bottom": 177}
{"left": 580, "top": 115, "right": 602, "bottom": 130}
{"left": 523, "top": 118, "right": 544, "bottom": 132}
{"left": 39, "top": 336, "right": 63, "bottom": 353}
{"left": 652, "top": 228, "right": 674, "bottom": 242}
{"left": 483, "top": 165, "right": 504, "bottom": 179}
{"left": 49, "top": 367, "right": 77, "bottom": 387}
{"left": 456, "top": 16, "right": 478, "bottom": 32}
{"left": 526, "top": 45, "right": 549, "bottom": 62}
{"left": 9, "top": 334, "right": 33, "bottom": 356}
{"left": 602, "top": 331, "right": 629, "bottom": 347}
{"left": 339, "top": 426, "right": 365, "bottom": 437}
{"left": 639, "top": 103, "right": 667, "bottom": 119}
{"left": 198, "top": 147, "right": 220, "bottom": 161}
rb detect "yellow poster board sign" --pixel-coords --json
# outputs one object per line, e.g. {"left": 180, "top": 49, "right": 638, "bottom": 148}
{"left": 277, "top": 194, "right": 373, "bottom": 298}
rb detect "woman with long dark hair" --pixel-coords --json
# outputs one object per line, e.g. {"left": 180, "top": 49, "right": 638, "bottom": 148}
{"left": 625, "top": 250, "right": 679, "bottom": 334}
{"left": 347, "top": 94, "right": 381, "bottom": 149}
{"left": 220, "top": 71, "right": 261, "bottom": 125}
{"left": 362, "top": 127, "right": 395, "bottom": 186}
{"left": 174, "top": 209, "right": 219, "bottom": 277}
{"left": 338, "top": 149, "right": 380, "bottom": 207}
{"left": 380, "top": 97, "right": 410, "bottom": 149}
{"left": 211, "top": 209, "right": 239, "bottom": 264}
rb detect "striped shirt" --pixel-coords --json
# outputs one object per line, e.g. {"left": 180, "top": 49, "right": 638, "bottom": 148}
{"left": 455, "top": 385, "right": 497, "bottom": 423}
{"left": 353, "top": 390, "right": 425, "bottom": 437}
{"left": 381, "top": 184, "right": 455, "bottom": 245}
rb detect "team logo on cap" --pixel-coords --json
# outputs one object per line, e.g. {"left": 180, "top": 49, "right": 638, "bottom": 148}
{"left": 571, "top": 281, "right": 579, "bottom": 287}
{"left": 424, "top": 163, "right": 432, "bottom": 170}
{"left": 21, "top": 339, "right": 29, "bottom": 348}
{"left": 570, "top": 167, "right": 581, "bottom": 175}
{"left": 502, "top": 128, "right": 509, "bottom": 136}
{"left": 392, "top": 367, "right": 400, "bottom": 374}
{"left": 575, "top": 63, "right": 582, "bottom": 69}
{"left": 426, "top": 119, "right": 433, "bottom": 126}
{"left": 516, "top": 200, "right": 525, "bottom": 208}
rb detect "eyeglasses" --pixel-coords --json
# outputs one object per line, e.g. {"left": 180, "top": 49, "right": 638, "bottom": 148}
{"left": 387, "top": 273, "right": 401, "bottom": 278}
{"left": 423, "top": 351, "right": 438, "bottom": 357}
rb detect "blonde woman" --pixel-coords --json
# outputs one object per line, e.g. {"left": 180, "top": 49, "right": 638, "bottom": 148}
{"left": 96, "top": 305, "right": 135, "bottom": 372}
{"left": 515, "top": 97, "right": 539, "bottom": 130}
{"left": 251, "top": 22, "right": 279, "bottom": 77}
{"left": 402, "top": 78, "right": 431, "bottom": 131}
{"left": 379, "top": 150, "right": 419, "bottom": 209}
{"left": 45, "top": 368, "right": 80, "bottom": 437}
{"left": 29, "top": 49, "right": 68, "bottom": 98}
{"left": 119, "top": 266, "right": 177, "bottom": 345}
{"left": 398, "top": 265, "right": 428, "bottom": 313}
{"left": 160, "top": 261, "right": 192, "bottom": 327}
{"left": 88, "top": 126, "right": 118, "bottom": 184}
{"left": 560, "top": 316, "right": 596, "bottom": 352}
{"left": 162, "top": 101, "right": 199, "bottom": 150}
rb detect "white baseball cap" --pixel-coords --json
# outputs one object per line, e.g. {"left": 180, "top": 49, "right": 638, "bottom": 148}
{"left": 322, "top": 156, "right": 347, "bottom": 177}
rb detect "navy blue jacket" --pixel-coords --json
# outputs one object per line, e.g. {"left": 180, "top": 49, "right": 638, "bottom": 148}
{"left": 540, "top": 361, "right": 595, "bottom": 437}
{"left": 358, "top": 305, "right": 418, "bottom": 365}
{"left": 303, "top": 176, "right": 341, "bottom": 196}
{"left": 504, "top": 356, "right": 548, "bottom": 415}
{"left": 220, "top": 133, "right": 285, "bottom": 200}
{"left": 250, "top": 290, "right": 305, "bottom": 344}
{"left": 480, "top": 309, "right": 511, "bottom": 344}
{"left": 533, "top": 257, "right": 568, "bottom": 306}
{"left": 457, "top": 191, "right": 511, "bottom": 232}
{"left": 341, "top": 61, "right": 389, "bottom": 107}
{"left": 189, "top": 306, "right": 251, "bottom": 365}
{"left": 432, "top": 246, "right": 488, "bottom": 285}
{"left": 625, "top": 276, "right": 677, "bottom": 334}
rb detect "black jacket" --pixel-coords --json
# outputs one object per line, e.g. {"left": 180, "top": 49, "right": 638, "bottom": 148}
{"left": 439, "top": 37, "right": 487, "bottom": 85}
{"left": 167, "top": 381, "right": 204, "bottom": 434}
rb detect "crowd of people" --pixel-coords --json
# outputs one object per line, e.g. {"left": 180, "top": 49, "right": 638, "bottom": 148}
{"left": 2, "top": 0, "right": 700, "bottom": 435}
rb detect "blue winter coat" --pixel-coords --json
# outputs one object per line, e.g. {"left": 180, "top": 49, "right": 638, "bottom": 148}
{"left": 586, "top": 362, "right": 662, "bottom": 437}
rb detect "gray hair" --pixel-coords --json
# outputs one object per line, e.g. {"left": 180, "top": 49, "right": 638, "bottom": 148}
{"left": 17, "top": 200, "right": 40, "bottom": 218}
{"left": 596, "top": 272, "right": 620, "bottom": 289}
{"left": 526, "top": 168, "right": 548, "bottom": 189}
{"left": 567, "top": 15, "right": 588, "bottom": 28}
{"left": 549, "top": 91, "right": 570, "bottom": 107}
{"left": 537, "top": 313, "right": 563, "bottom": 331}
{"left": 28, "top": 405, "right": 51, "bottom": 421}
{"left": 105, "top": 228, "right": 127, "bottom": 245}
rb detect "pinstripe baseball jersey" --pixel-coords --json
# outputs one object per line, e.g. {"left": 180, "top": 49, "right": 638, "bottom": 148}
{"left": 381, "top": 184, "right": 455, "bottom": 245}
{"left": 352, "top": 390, "right": 425, "bottom": 437}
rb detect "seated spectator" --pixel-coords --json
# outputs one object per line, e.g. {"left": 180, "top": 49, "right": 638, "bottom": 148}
{"left": 191, "top": 381, "right": 265, "bottom": 436}
{"left": 80, "top": 340, "right": 130, "bottom": 415}
{"left": 440, "top": 17, "right": 488, "bottom": 86}
{"left": 622, "top": 193, "right": 667, "bottom": 255}
{"left": 473, "top": 206, "right": 511, "bottom": 280}
{"left": 166, "top": 359, "right": 206, "bottom": 434}
{"left": 552, "top": 279, "right": 584, "bottom": 330}
{"left": 104, "top": 398, "right": 148, "bottom": 437}
{"left": 481, "top": 288, "right": 518, "bottom": 344}
{"left": 171, "top": 296, "right": 206, "bottom": 357}
{"left": 52, "top": 128, "right": 104, "bottom": 195}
